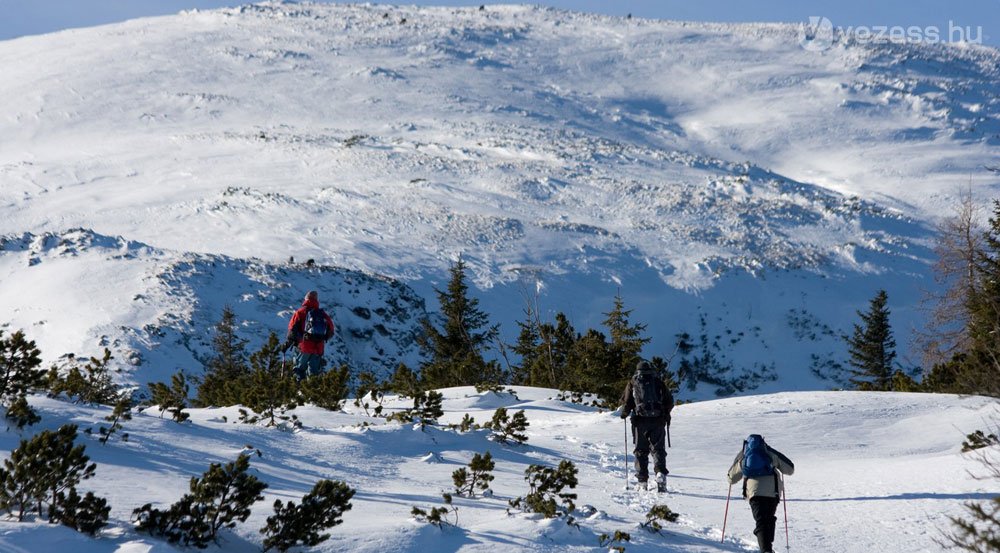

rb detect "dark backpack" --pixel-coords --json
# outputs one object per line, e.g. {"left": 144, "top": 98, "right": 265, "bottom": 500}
{"left": 302, "top": 308, "right": 329, "bottom": 341}
{"left": 741, "top": 434, "right": 774, "bottom": 478}
{"left": 632, "top": 374, "right": 664, "bottom": 417}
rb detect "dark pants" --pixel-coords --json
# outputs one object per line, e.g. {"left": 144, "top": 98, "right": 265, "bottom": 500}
{"left": 630, "top": 417, "right": 667, "bottom": 481}
{"left": 749, "top": 496, "right": 779, "bottom": 552}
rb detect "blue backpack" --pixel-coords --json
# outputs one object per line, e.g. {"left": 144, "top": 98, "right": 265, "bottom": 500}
{"left": 303, "top": 308, "right": 329, "bottom": 341}
{"left": 741, "top": 434, "right": 774, "bottom": 478}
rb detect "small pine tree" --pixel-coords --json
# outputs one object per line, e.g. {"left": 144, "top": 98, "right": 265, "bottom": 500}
{"left": 598, "top": 530, "right": 631, "bottom": 552}
{"left": 387, "top": 363, "right": 421, "bottom": 398}
{"left": 149, "top": 372, "right": 190, "bottom": 423}
{"left": 457, "top": 413, "right": 476, "bottom": 432}
{"left": 640, "top": 504, "right": 680, "bottom": 533}
{"left": 0, "top": 330, "right": 44, "bottom": 426}
{"left": 508, "top": 461, "right": 578, "bottom": 519}
{"left": 99, "top": 393, "right": 134, "bottom": 444}
{"left": 353, "top": 371, "right": 385, "bottom": 417}
{"left": 5, "top": 396, "right": 40, "bottom": 429}
{"left": 845, "top": 290, "right": 897, "bottom": 391}
{"left": 51, "top": 488, "right": 110, "bottom": 536}
{"left": 259, "top": 479, "right": 355, "bottom": 552}
{"left": 413, "top": 390, "right": 444, "bottom": 429}
{"left": 486, "top": 407, "right": 529, "bottom": 445}
{"left": 49, "top": 349, "right": 119, "bottom": 405}
{"left": 133, "top": 454, "right": 267, "bottom": 548}
{"left": 452, "top": 452, "right": 495, "bottom": 497}
{"left": 412, "top": 493, "right": 458, "bottom": 528}
{"left": 300, "top": 365, "right": 350, "bottom": 411}
{"left": 0, "top": 425, "right": 98, "bottom": 523}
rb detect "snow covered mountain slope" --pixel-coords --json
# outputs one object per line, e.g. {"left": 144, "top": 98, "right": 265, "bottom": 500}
{"left": 0, "top": 3, "right": 998, "bottom": 390}
{"left": 0, "top": 228, "right": 426, "bottom": 385}
{"left": 0, "top": 389, "right": 994, "bottom": 553}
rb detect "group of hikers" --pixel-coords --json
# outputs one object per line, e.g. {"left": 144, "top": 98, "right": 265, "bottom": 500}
{"left": 284, "top": 290, "right": 792, "bottom": 553}
{"left": 620, "top": 359, "right": 795, "bottom": 553}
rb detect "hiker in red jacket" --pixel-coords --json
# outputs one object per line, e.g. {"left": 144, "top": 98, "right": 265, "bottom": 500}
{"left": 286, "top": 290, "right": 335, "bottom": 380}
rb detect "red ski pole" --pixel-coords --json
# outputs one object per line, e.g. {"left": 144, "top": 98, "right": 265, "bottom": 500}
{"left": 721, "top": 482, "right": 732, "bottom": 543}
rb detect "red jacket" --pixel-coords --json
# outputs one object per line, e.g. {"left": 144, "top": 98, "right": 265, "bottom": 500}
{"left": 287, "top": 297, "right": 335, "bottom": 355}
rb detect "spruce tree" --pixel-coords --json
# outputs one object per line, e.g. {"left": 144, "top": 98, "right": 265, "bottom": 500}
{"left": 196, "top": 306, "right": 250, "bottom": 407}
{"left": 418, "top": 259, "right": 499, "bottom": 388}
{"left": 960, "top": 200, "right": 1000, "bottom": 397}
{"left": 260, "top": 479, "right": 355, "bottom": 552}
{"left": 603, "top": 293, "right": 650, "bottom": 390}
{"left": 845, "top": 290, "right": 896, "bottom": 391}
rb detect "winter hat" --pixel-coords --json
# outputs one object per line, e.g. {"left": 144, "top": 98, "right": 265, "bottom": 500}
{"left": 304, "top": 290, "right": 319, "bottom": 301}
{"left": 636, "top": 360, "right": 654, "bottom": 374}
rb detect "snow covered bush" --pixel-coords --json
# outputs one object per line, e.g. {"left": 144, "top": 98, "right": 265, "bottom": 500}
{"left": 0, "top": 424, "right": 108, "bottom": 534}
{"left": 486, "top": 407, "right": 529, "bottom": 444}
{"left": 260, "top": 479, "right": 355, "bottom": 552}
{"left": 597, "top": 530, "right": 630, "bottom": 552}
{"left": 452, "top": 451, "right": 495, "bottom": 497}
{"left": 133, "top": 453, "right": 267, "bottom": 548}
{"left": 508, "top": 460, "right": 578, "bottom": 519}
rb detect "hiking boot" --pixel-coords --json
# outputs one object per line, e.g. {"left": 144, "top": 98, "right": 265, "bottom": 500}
{"left": 655, "top": 473, "right": 667, "bottom": 492}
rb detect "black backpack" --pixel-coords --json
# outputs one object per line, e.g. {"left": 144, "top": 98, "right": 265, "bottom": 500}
{"left": 632, "top": 374, "right": 664, "bottom": 417}
{"left": 303, "top": 308, "right": 329, "bottom": 341}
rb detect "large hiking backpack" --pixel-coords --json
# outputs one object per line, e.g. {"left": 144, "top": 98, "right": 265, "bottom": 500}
{"left": 632, "top": 374, "right": 664, "bottom": 417}
{"left": 741, "top": 434, "right": 774, "bottom": 478}
{"left": 302, "top": 308, "right": 329, "bottom": 341}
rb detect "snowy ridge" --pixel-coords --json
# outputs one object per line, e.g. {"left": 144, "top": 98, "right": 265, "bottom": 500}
{"left": 0, "top": 228, "right": 427, "bottom": 385}
{"left": 0, "top": 3, "right": 998, "bottom": 388}
{"left": 0, "top": 388, "right": 994, "bottom": 552}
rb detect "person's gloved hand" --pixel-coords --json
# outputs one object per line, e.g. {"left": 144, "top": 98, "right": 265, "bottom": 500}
{"left": 620, "top": 412, "right": 628, "bottom": 420}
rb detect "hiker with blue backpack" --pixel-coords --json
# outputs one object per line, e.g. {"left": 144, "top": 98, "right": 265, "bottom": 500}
{"left": 725, "top": 435, "right": 795, "bottom": 553}
{"left": 285, "top": 290, "right": 336, "bottom": 380}
{"left": 619, "top": 360, "right": 675, "bottom": 492}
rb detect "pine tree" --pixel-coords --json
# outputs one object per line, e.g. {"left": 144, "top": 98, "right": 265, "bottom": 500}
{"left": 300, "top": 365, "right": 350, "bottom": 411}
{"left": 452, "top": 452, "right": 495, "bottom": 497}
{"left": 0, "top": 425, "right": 97, "bottom": 522}
{"left": 0, "top": 330, "right": 44, "bottom": 426}
{"left": 133, "top": 454, "right": 267, "bottom": 548}
{"left": 149, "top": 372, "right": 190, "bottom": 423}
{"left": 387, "top": 363, "right": 421, "bottom": 398}
{"left": 260, "top": 480, "right": 355, "bottom": 552}
{"left": 508, "top": 461, "right": 578, "bottom": 519}
{"left": 418, "top": 259, "right": 499, "bottom": 388}
{"left": 602, "top": 293, "right": 650, "bottom": 395}
{"left": 99, "top": 393, "right": 134, "bottom": 444}
{"left": 51, "top": 488, "right": 110, "bottom": 536}
{"left": 959, "top": 200, "right": 1000, "bottom": 397}
{"left": 196, "top": 306, "right": 250, "bottom": 407}
{"left": 845, "top": 290, "right": 896, "bottom": 391}
{"left": 512, "top": 312, "right": 576, "bottom": 389}
{"left": 486, "top": 407, "right": 529, "bottom": 444}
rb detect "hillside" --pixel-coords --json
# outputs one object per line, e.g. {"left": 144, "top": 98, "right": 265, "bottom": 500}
{"left": 0, "top": 389, "right": 994, "bottom": 552}
{"left": 0, "top": 3, "right": 999, "bottom": 392}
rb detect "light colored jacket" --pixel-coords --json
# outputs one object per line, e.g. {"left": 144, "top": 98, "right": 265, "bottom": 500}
{"left": 727, "top": 444, "right": 794, "bottom": 500}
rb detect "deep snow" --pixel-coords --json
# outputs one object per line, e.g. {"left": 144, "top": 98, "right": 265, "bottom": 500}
{"left": 0, "top": 388, "right": 994, "bottom": 553}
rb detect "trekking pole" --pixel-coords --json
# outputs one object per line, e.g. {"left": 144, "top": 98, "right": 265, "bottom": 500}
{"left": 782, "top": 473, "right": 790, "bottom": 551}
{"left": 667, "top": 423, "right": 672, "bottom": 448}
{"left": 624, "top": 418, "right": 629, "bottom": 490}
{"left": 721, "top": 482, "right": 732, "bottom": 543}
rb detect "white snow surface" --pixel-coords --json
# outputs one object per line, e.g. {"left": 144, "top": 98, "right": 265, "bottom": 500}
{"left": 0, "top": 388, "right": 995, "bottom": 553}
{"left": 1, "top": 2, "right": 998, "bottom": 392}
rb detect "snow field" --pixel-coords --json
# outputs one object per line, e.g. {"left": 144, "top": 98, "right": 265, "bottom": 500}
{"left": 0, "top": 388, "right": 994, "bottom": 552}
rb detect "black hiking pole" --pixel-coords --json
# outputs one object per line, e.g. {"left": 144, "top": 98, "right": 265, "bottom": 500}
{"left": 624, "top": 418, "right": 629, "bottom": 490}
{"left": 781, "top": 473, "right": 790, "bottom": 552}
{"left": 721, "top": 482, "right": 732, "bottom": 543}
{"left": 667, "top": 423, "right": 671, "bottom": 448}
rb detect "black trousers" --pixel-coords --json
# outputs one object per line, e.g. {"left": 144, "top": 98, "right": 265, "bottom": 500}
{"left": 630, "top": 417, "right": 667, "bottom": 481}
{"left": 749, "top": 496, "right": 779, "bottom": 552}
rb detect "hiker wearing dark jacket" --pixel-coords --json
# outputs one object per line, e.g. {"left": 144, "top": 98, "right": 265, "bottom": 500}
{"left": 727, "top": 436, "right": 794, "bottom": 553}
{"left": 286, "top": 290, "right": 335, "bottom": 380}
{"left": 620, "top": 360, "right": 674, "bottom": 489}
